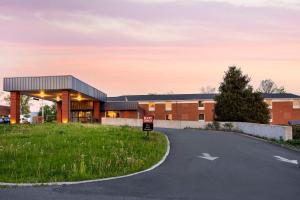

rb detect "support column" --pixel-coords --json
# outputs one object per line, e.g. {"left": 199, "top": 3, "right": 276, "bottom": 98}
{"left": 62, "top": 90, "right": 70, "bottom": 123}
{"left": 56, "top": 102, "right": 62, "bottom": 123}
{"left": 10, "top": 91, "right": 20, "bottom": 124}
{"left": 93, "top": 101, "right": 101, "bottom": 123}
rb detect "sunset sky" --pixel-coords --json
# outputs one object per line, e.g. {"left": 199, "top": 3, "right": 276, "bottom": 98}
{"left": 0, "top": 0, "right": 300, "bottom": 100}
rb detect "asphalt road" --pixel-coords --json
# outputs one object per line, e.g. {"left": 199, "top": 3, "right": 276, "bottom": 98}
{"left": 1, "top": 129, "right": 300, "bottom": 200}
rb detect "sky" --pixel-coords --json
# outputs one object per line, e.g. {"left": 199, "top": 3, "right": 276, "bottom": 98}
{"left": 0, "top": 0, "right": 300, "bottom": 105}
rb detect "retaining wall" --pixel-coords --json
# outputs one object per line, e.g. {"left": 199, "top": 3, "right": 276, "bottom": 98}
{"left": 101, "top": 118, "right": 293, "bottom": 141}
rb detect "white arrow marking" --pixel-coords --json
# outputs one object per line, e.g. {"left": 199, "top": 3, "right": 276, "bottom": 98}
{"left": 198, "top": 153, "right": 219, "bottom": 161}
{"left": 274, "top": 156, "right": 298, "bottom": 165}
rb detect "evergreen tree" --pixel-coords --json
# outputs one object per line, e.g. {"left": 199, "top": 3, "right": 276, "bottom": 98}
{"left": 214, "top": 66, "right": 270, "bottom": 124}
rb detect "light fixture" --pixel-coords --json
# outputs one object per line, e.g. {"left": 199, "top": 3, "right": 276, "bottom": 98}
{"left": 40, "top": 91, "right": 45, "bottom": 98}
{"left": 56, "top": 96, "right": 61, "bottom": 102}
{"left": 77, "top": 94, "right": 82, "bottom": 101}
{"left": 62, "top": 119, "right": 68, "bottom": 124}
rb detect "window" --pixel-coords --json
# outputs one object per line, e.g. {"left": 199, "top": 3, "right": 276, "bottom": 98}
{"left": 165, "top": 102, "right": 172, "bottom": 111}
{"left": 166, "top": 114, "right": 172, "bottom": 120}
{"left": 270, "top": 111, "right": 273, "bottom": 123}
{"left": 106, "top": 111, "right": 120, "bottom": 118}
{"left": 149, "top": 102, "right": 155, "bottom": 111}
{"left": 199, "top": 114, "right": 205, "bottom": 121}
{"left": 198, "top": 101, "right": 204, "bottom": 107}
{"left": 198, "top": 101, "right": 204, "bottom": 110}
{"left": 293, "top": 100, "right": 300, "bottom": 109}
{"left": 265, "top": 100, "right": 272, "bottom": 108}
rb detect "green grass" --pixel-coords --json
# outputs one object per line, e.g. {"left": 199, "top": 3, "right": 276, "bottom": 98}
{"left": 0, "top": 123, "right": 167, "bottom": 183}
{"left": 273, "top": 139, "right": 300, "bottom": 151}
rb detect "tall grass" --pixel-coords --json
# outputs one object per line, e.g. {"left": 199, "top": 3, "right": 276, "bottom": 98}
{"left": 0, "top": 123, "right": 167, "bottom": 183}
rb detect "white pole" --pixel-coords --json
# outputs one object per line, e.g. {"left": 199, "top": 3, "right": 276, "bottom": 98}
{"left": 42, "top": 99, "right": 44, "bottom": 123}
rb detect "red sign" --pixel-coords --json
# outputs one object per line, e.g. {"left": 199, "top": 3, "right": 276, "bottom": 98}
{"left": 143, "top": 116, "right": 154, "bottom": 123}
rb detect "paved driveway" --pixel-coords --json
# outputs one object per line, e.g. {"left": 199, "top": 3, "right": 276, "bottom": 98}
{"left": 1, "top": 129, "right": 300, "bottom": 200}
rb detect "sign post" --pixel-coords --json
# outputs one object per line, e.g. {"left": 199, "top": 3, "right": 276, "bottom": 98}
{"left": 143, "top": 115, "right": 154, "bottom": 138}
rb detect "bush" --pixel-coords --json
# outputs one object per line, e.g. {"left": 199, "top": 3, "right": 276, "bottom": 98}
{"left": 223, "top": 122, "right": 234, "bottom": 131}
{"left": 213, "top": 121, "right": 220, "bottom": 130}
{"left": 206, "top": 123, "right": 214, "bottom": 130}
{"left": 292, "top": 126, "right": 300, "bottom": 139}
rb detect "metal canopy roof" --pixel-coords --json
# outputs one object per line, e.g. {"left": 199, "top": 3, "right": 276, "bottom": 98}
{"left": 3, "top": 75, "right": 107, "bottom": 102}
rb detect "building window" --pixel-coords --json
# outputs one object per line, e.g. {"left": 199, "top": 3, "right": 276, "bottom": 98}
{"left": 106, "top": 111, "right": 120, "bottom": 118}
{"left": 293, "top": 100, "right": 300, "bottom": 109}
{"left": 166, "top": 114, "right": 172, "bottom": 120}
{"left": 198, "top": 101, "right": 204, "bottom": 107}
{"left": 149, "top": 102, "right": 155, "bottom": 111}
{"left": 198, "top": 101, "right": 204, "bottom": 110}
{"left": 265, "top": 100, "right": 272, "bottom": 108}
{"left": 270, "top": 111, "right": 273, "bottom": 123}
{"left": 165, "top": 102, "right": 172, "bottom": 111}
{"left": 199, "top": 114, "right": 205, "bottom": 121}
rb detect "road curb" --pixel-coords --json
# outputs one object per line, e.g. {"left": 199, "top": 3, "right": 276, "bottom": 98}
{"left": 0, "top": 134, "right": 170, "bottom": 187}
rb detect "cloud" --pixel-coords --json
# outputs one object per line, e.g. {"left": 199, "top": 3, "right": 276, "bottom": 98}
{"left": 45, "top": 13, "right": 190, "bottom": 43}
{"left": 0, "top": 15, "right": 14, "bottom": 21}
{"left": 126, "top": 0, "right": 300, "bottom": 9}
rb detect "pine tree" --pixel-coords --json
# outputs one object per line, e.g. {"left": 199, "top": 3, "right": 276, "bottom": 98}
{"left": 214, "top": 66, "right": 270, "bottom": 124}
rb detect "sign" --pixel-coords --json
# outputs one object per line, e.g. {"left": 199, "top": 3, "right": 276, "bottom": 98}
{"left": 143, "top": 115, "right": 154, "bottom": 132}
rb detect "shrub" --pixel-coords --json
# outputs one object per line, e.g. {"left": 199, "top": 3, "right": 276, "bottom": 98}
{"left": 223, "top": 122, "right": 234, "bottom": 131}
{"left": 206, "top": 123, "right": 214, "bottom": 130}
{"left": 213, "top": 121, "right": 221, "bottom": 130}
{"left": 292, "top": 126, "right": 300, "bottom": 139}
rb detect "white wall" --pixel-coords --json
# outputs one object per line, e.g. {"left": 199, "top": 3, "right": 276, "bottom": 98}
{"left": 102, "top": 118, "right": 206, "bottom": 129}
{"left": 225, "top": 122, "right": 293, "bottom": 141}
{"left": 102, "top": 118, "right": 293, "bottom": 141}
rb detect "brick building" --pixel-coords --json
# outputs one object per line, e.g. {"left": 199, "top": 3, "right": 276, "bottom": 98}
{"left": 3, "top": 75, "right": 300, "bottom": 125}
{"left": 106, "top": 93, "right": 300, "bottom": 125}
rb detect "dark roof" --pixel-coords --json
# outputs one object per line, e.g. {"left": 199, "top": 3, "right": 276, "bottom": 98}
{"left": 262, "top": 93, "right": 300, "bottom": 99}
{"left": 107, "top": 93, "right": 300, "bottom": 102}
{"left": 107, "top": 94, "right": 216, "bottom": 102}
{"left": 104, "top": 101, "right": 139, "bottom": 111}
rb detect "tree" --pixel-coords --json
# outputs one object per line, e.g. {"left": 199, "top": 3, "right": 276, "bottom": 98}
{"left": 4, "top": 94, "right": 32, "bottom": 118}
{"left": 38, "top": 104, "right": 57, "bottom": 122}
{"left": 200, "top": 86, "right": 216, "bottom": 94}
{"left": 214, "top": 66, "right": 270, "bottom": 124}
{"left": 258, "top": 79, "right": 285, "bottom": 94}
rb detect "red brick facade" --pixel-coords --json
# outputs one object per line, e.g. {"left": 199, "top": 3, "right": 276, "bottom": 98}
{"left": 93, "top": 101, "right": 101, "bottom": 123}
{"left": 10, "top": 91, "right": 20, "bottom": 124}
{"left": 271, "top": 101, "right": 300, "bottom": 125}
{"left": 61, "top": 90, "right": 70, "bottom": 123}
{"left": 56, "top": 102, "right": 62, "bottom": 123}
{"left": 114, "top": 101, "right": 300, "bottom": 125}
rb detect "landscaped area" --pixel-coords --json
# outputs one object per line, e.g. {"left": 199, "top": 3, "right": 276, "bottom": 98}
{"left": 0, "top": 123, "right": 167, "bottom": 183}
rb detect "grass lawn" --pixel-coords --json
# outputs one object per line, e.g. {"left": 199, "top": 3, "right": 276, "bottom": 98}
{"left": 0, "top": 123, "right": 167, "bottom": 183}
{"left": 273, "top": 139, "right": 300, "bottom": 151}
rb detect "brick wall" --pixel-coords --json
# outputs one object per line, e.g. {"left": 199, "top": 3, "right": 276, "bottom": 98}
{"left": 272, "top": 101, "right": 300, "bottom": 125}
{"left": 120, "top": 111, "right": 138, "bottom": 119}
{"left": 62, "top": 90, "right": 70, "bottom": 123}
{"left": 93, "top": 101, "right": 101, "bottom": 123}
{"left": 56, "top": 102, "right": 62, "bottom": 123}
{"left": 10, "top": 91, "right": 20, "bottom": 124}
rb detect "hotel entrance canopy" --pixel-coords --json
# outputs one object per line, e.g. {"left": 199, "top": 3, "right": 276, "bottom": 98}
{"left": 3, "top": 75, "right": 107, "bottom": 102}
{"left": 3, "top": 75, "right": 107, "bottom": 124}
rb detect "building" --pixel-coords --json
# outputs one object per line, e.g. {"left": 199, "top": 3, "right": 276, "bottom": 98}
{"left": 3, "top": 75, "right": 300, "bottom": 125}
{"left": 3, "top": 76, "right": 106, "bottom": 124}
{"left": 106, "top": 93, "right": 300, "bottom": 125}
